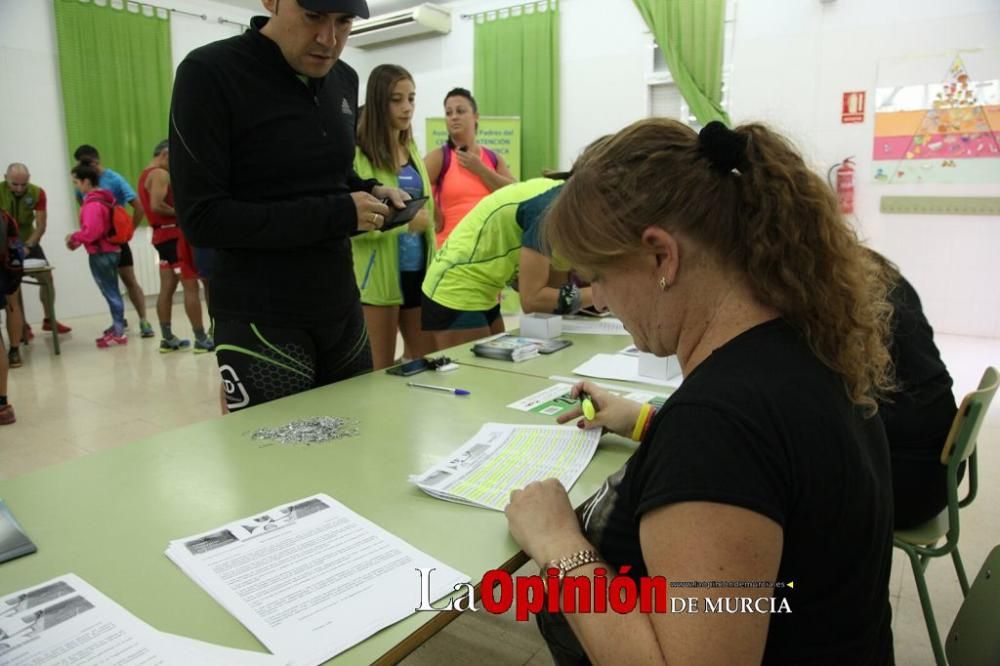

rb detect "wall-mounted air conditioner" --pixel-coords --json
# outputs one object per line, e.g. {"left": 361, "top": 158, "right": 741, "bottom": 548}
{"left": 350, "top": 3, "right": 451, "bottom": 49}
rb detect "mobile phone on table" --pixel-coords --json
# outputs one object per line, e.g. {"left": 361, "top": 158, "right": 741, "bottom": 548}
{"left": 538, "top": 339, "right": 573, "bottom": 355}
{"left": 386, "top": 358, "right": 431, "bottom": 376}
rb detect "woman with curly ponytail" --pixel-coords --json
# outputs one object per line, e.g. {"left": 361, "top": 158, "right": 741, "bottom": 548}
{"left": 504, "top": 119, "right": 895, "bottom": 664}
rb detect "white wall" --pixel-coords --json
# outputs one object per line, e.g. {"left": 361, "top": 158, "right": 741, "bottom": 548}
{"left": 5, "top": 0, "right": 996, "bottom": 337}
{"left": 352, "top": 0, "right": 1000, "bottom": 338}
{"left": 728, "top": 0, "right": 1000, "bottom": 337}
{"left": 346, "top": 0, "right": 651, "bottom": 170}
{"left": 0, "top": 0, "right": 255, "bottom": 324}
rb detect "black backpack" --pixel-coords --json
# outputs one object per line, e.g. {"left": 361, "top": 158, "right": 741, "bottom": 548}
{"left": 0, "top": 210, "right": 25, "bottom": 295}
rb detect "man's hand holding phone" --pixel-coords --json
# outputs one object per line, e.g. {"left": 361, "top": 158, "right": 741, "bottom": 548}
{"left": 352, "top": 192, "right": 390, "bottom": 232}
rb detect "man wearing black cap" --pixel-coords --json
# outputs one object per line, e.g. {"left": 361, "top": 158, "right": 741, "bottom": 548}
{"left": 170, "top": 0, "right": 408, "bottom": 412}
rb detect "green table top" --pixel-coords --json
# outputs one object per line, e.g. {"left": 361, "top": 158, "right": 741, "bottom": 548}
{"left": 0, "top": 363, "right": 635, "bottom": 664}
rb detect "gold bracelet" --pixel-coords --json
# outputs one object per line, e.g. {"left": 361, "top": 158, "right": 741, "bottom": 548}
{"left": 631, "top": 403, "right": 652, "bottom": 441}
{"left": 545, "top": 549, "right": 603, "bottom": 580}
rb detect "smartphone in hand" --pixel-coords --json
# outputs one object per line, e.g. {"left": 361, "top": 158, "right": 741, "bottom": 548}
{"left": 378, "top": 197, "right": 429, "bottom": 232}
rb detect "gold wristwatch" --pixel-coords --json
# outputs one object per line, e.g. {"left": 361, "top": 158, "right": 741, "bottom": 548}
{"left": 546, "top": 549, "right": 603, "bottom": 579}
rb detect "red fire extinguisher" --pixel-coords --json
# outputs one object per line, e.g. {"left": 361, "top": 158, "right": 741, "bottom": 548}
{"left": 828, "top": 157, "right": 855, "bottom": 215}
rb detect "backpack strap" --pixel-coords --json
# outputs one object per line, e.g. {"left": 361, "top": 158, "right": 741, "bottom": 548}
{"left": 483, "top": 147, "right": 499, "bottom": 170}
{"left": 436, "top": 144, "right": 453, "bottom": 193}
{"left": 433, "top": 144, "right": 453, "bottom": 213}
{"left": 95, "top": 198, "right": 116, "bottom": 238}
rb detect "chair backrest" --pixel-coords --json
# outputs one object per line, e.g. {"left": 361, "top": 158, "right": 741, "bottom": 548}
{"left": 940, "top": 367, "right": 999, "bottom": 465}
{"left": 946, "top": 544, "right": 1000, "bottom": 665}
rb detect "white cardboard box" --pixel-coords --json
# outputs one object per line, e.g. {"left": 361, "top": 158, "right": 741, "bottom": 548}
{"left": 638, "top": 352, "right": 682, "bottom": 380}
{"left": 520, "top": 313, "right": 563, "bottom": 339}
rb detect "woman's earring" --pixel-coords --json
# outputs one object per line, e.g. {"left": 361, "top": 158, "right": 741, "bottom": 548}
{"left": 658, "top": 276, "right": 668, "bottom": 291}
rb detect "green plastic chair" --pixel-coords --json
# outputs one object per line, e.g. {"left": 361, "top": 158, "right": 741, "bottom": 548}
{"left": 893, "top": 366, "right": 999, "bottom": 666}
{"left": 946, "top": 544, "right": 1000, "bottom": 665}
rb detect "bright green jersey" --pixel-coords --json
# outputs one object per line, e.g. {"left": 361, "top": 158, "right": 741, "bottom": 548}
{"left": 422, "top": 178, "right": 563, "bottom": 311}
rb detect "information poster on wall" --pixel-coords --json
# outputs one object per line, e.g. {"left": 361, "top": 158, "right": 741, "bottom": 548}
{"left": 873, "top": 52, "right": 1000, "bottom": 184}
{"left": 425, "top": 116, "right": 521, "bottom": 180}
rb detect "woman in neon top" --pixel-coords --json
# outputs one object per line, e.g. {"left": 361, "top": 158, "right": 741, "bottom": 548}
{"left": 424, "top": 88, "right": 514, "bottom": 248}
{"left": 352, "top": 64, "right": 437, "bottom": 370}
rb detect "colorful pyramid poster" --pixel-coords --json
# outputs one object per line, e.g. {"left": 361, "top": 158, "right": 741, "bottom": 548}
{"left": 873, "top": 56, "right": 1000, "bottom": 184}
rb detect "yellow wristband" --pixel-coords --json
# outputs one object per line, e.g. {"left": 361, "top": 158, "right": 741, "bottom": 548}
{"left": 631, "top": 403, "right": 652, "bottom": 441}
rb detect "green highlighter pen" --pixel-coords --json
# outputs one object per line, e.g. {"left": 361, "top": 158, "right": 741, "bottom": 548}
{"left": 580, "top": 391, "right": 596, "bottom": 420}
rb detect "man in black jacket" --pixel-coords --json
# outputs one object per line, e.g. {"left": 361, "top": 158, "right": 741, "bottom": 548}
{"left": 170, "top": 0, "right": 407, "bottom": 411}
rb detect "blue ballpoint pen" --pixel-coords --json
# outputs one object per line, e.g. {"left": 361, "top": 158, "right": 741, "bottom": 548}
{"left": 407, "top": 382, "right": 471, "bottom": 396}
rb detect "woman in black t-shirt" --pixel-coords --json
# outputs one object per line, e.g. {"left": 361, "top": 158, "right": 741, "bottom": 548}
{"left": 504, "top": 120, "right": 896, "bottom": 665}
{"left": 870, "top": 251, "right": 958, "bottom": 529}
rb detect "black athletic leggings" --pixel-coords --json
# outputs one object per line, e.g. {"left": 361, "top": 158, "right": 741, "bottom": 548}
{"left": 214, "top": 305, "right": 372, "bottom": 412}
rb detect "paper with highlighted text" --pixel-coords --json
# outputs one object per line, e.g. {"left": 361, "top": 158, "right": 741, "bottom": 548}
{"left": 410, "top": 424, "right": 601, "bottom": 511}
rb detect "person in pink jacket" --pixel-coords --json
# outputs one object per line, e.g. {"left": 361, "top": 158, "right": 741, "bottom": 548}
{"left": 66, "top": 161, "right": 126, "bottom": 348}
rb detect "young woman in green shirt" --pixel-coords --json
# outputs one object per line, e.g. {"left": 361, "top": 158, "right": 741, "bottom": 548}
{"left": 352, "top": 65, "right": 437, "bottom": 369}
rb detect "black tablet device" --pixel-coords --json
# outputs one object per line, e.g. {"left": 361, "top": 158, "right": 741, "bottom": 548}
{"left": 380, "top": 196, "right": 429, "bottom": 232}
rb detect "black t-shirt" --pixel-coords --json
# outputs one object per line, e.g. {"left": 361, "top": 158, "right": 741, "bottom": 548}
{"left": 580, "top": 319, "right": 894, "bottom": 665}
{"left": 878, "top": 274, "right": 956, "bottom": 456}
{"left": 170, "top": 16, "right": 378, "bottom": 327}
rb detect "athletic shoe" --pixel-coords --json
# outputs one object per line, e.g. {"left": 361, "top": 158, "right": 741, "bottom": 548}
{"left": 139, "top": 321, "right": 155, "bottom": 338}
{"left": 7, "top": 348, "right": 22, "bottom": 368}
{"left": 42, "top": 318, "right": 73, "bottom": 334}
{"left": 0, "top": 404, "right": 14, "bottom": 426}
{"left": 193, "top": 337, "right": 216, "bottom": 354}
{"left": 103, "top": 319, "right": 129, "bottom": 336}
{"left": 96, "top": 332, "right": 128, "bottom": 348}
{"left": 159, "top": 337, "right": 192, "bottom": 353}
{"left": 24, "top": 324, "right": 34, "bottom": 341}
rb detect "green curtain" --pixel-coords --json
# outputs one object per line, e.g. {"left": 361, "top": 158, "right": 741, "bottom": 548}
{"left": 633, "top": 0, "right": 729, "bottom": 126}
{"left": 53, "top": 0, "right": 173, "bottom": 196}
{"left": 474, "top": 1, "right": 559, "bottom": 179}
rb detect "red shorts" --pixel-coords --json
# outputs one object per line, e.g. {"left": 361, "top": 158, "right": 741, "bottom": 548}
{"left": 154, "top": 237, "right": 198, "bottom": 280}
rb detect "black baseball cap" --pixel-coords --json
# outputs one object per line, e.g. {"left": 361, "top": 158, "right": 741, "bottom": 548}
{"left": 297, "top": 0, "right": 370, "bottom": 19}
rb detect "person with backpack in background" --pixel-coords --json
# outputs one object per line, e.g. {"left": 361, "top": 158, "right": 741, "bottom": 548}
{"left": 139, "top": 140, "right": 214, "bottom": 354}
{"left": 424, "top": 88, "right": 514, "bottom": 248}
{"left": 65, "top": 162, "right": 127, "bottom": 348}
{"left": 73, "top": 145, "right": 154, "bottom": 339}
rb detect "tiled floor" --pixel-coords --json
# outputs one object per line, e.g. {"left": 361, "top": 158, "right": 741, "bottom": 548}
{"left": 2, "top": 304, "right": 998, "bottom": 665}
